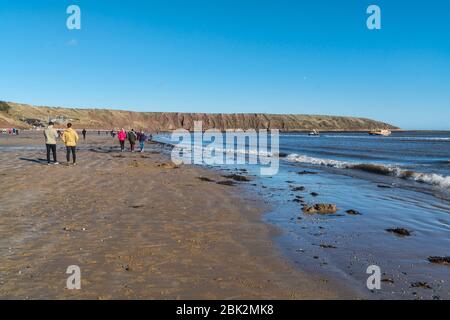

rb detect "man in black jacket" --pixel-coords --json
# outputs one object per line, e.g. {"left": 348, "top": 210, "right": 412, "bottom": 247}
{"left": 128, "top": 129, "right": 137, "bottom": 152}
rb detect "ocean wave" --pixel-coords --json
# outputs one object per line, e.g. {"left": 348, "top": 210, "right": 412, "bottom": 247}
{"left": 286, "top": 153, "right": 450, "bottom": 190}
{"left": 286, "top": 153, "right": 349, "bottom": 168}
{"left": 159, "top": 140, "right": 275, "bottom": 161}
{"left": 320, "top": 135, "right": 450, "bottom": 141}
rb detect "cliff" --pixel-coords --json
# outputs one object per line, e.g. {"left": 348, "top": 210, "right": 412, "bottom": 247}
{"left": 0, "top": 101, "right": 398, "bottom": 131}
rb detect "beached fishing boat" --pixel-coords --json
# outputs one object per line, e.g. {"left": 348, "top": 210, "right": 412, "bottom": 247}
{"left": 308, "top": 129, "right": 320, "bottom": 136}
{"left": 369, "top": 129, "right": 391, "bottom": 136}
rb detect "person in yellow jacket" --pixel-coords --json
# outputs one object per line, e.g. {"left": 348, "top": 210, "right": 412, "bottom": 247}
{"left": 61, "top": 123, "right": 79, "bottom": 165}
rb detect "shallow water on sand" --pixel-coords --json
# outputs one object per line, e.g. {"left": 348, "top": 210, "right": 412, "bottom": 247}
{"left": 258, "top": 163, "right": 450, "bottom": 299}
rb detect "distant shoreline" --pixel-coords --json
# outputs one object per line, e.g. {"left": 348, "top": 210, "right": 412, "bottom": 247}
{"left": 3, "top": 128, "right": 450, "bottom": 134}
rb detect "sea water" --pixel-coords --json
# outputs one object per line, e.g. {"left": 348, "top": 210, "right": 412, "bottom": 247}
{"left": 157, "top": 131, "right": 450, "bottom": 299}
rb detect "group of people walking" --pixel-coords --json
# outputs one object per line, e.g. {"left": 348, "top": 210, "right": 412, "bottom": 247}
{"left": 1, "top": 128, "right": 19, "bottom": 135}
{"left": 117, "top": 128, "right": 150, "bottom": 152}
{"left": 81, "top": 129, "right": 113, "bottom": 140}
{"left": 44, "top": 123, "right": 152, "bottom": 165}
{"left": 44, "top": 122, "right": 79, "bottom": 165}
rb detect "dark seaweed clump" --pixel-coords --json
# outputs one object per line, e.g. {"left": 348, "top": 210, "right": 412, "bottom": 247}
{"left": 386, "top": 228, "right": 411, "bottom": 236}
{"left": 351, "top": 164, "right": 392, "bottom": 176}
{"left": 221, "top": 174, "right": 250, "bottom": 182}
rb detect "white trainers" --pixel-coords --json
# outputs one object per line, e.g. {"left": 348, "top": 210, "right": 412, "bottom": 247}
{"left": 54, "top": 162, "right": 59, "bottom": 165}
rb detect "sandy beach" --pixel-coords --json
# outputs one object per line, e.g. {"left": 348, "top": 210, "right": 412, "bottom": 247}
{"left": 0, "top": 131, "right": 355, "bottom": 299}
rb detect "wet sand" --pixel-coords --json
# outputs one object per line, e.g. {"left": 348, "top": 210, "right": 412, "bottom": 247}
{"left": 0, "top": 132, "right": 356, "bottom": 299}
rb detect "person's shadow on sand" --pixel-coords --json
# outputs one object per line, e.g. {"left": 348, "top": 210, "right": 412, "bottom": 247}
{"left": 19, "top": 157, "right": 49, "bottom": 165}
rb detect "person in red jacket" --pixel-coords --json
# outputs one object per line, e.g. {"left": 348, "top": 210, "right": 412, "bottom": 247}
{"left": 117, "top": 128, "right": 127, "bottom": 152}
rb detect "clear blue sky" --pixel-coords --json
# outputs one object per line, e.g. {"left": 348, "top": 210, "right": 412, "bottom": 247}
{"left": 1, "top": 0, "right": 449, "bottom": 130}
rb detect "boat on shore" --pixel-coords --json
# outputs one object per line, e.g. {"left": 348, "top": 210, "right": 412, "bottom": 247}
{"left": 369, "top": 129, "right": 392, "bottom": 136}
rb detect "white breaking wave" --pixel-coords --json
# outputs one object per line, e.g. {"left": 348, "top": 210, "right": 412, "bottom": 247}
{"left": 155, "top": 136, "right": 274, "bottom": 158}
{"left": 156, "top": 135, "right": 450, "bottom": 190}
{"left": 412, "top": 172, "right": 450, "bottom": 189}
{"left": 320, "top": 135, "right": 450, "bottom": 141}
{"left": 286, "top": 153, "right": 350, "bottom": 168}
{"left": 286, "top": 153, "right": 450, "bottom": 190}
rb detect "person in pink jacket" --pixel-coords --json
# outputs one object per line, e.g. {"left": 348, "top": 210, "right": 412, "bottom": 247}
{"left": 118, "top": 128, "right": 127, "bottom": 152}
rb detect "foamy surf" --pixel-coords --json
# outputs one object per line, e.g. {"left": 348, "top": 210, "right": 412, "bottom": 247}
{"left": 321, "top": 135, "right": 450, "bottom": 141}
{"left": 286, "top": 153, "right": 450, "bottom": 190}
{"left": 155, "top": 134, "right": 450, "bottom": 190}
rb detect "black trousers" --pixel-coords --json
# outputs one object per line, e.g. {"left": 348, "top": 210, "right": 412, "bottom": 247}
{"left": 66, "top": 146, "right": 76, "bottom": 163}
{"left": 46, "top": 144, "right": 57, "bottom": 163}
{"left": 119, "top": 140, "right": 125, "bottom": 150}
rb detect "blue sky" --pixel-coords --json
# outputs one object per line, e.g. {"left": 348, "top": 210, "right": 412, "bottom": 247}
{"left": 0, "top": 0, "right": 449, "bottom": 130}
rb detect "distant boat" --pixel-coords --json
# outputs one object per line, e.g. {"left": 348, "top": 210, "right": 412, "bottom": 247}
{"left": 369, "top": 129, "right": 392, "bottom": 136}
{"left": 308, "top": 129, "right": 320, "bottom": 136}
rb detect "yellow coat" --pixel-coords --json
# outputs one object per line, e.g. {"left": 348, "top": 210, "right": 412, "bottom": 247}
{"left": 62, "top": 128, "right": 79, "bottom": 147}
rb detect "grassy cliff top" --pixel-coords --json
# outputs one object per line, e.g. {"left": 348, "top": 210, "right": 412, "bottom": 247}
{"left": 0, "top": 101, "right": 399, "bottom": 131}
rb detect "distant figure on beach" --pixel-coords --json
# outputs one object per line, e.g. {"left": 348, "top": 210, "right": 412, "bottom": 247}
{"left": 128, "top": 129, "right": 137, "bottom": 152}
{"left": 82, "top": 129, "right": 87, "bottom": 140}
{"left": 138, "top": 130, "right": 147, "bottom": 152}
{"left": 44, "top": 121, "right": 59, "bottom": 165}
{"left": 61, "top": 123, "right": 79, "bottom": 166}
{"left": 110, "top": 129, "right": 115, "bottom": 138}
{"left": 118, "top": 128, "right": 127, "bottom": 152}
